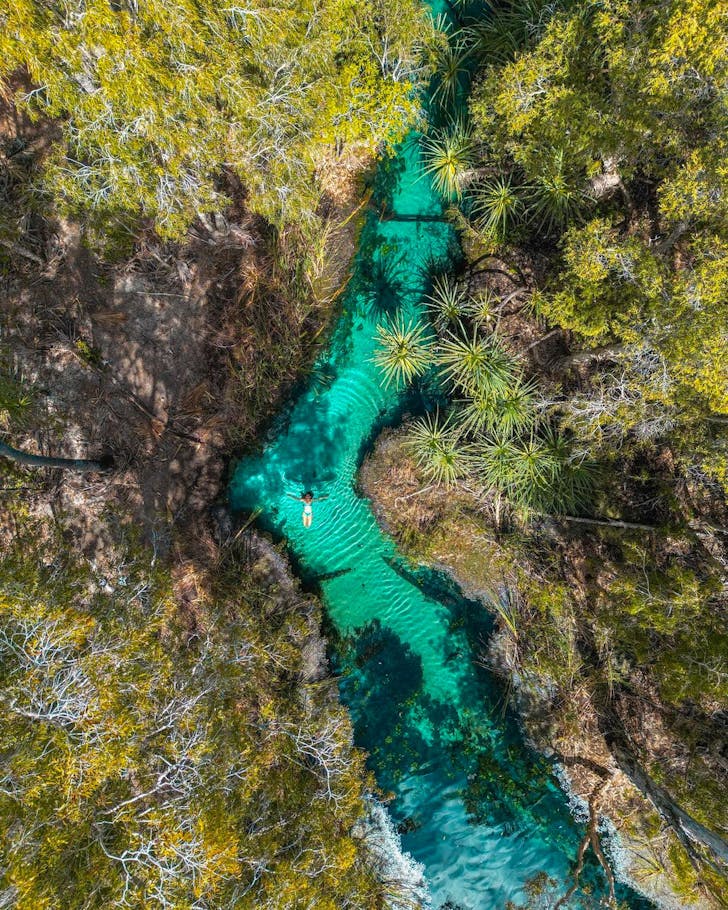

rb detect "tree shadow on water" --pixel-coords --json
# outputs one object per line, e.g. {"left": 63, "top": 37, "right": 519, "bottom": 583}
{"left": 231, "top": 392, "right": 350, "bottom": 509}
{"left": 370, "top": 148, "right": 411, "bottom": 211}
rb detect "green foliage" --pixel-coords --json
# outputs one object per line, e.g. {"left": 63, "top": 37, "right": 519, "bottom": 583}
{"left": 430, "top": 34, "right": 473, "bottom": 108}
{"left": 406, "top": 409, "right": 472, "bottom": 486}
{"left": 437, "top": 325, "right": 516, "bottom": 397}
{"left": 489, "top": 379, "right": 540, "bottom": 437}
{"left": 0, "top": 370, "right": 33, "bottom": 429}
{"left": 372, "top": 315, "right": 434, "bottom": 387}
{"left": 422, "top": 122, "right": 475, "bottom": 200}
{"left": 474, "top": 425, "right": 595, "bottom": 514}
{"left": 527, "top": 149, "right": 592, "bottom": 233}
{"left": 426, "top": 274, "right": 468, "bottom": 324}
{"left": 0, "top": 0, "right": 430, "bottom": 239}
{"left": 466, "top": 288, "right": 498, "bottom": 326}
{"left": 471, "top": 175, "right": 523, "bottom": 241}
{"left": 541, "top": 217, "right": 666, "bottom": 341}
{"left": 458, "top": 378, "right": 537, "bottom": 437}
{"left": 470, "top": 0, "right": 728, "bottom": 186}
{"left": 465, "top": 0, "right": 728, "bottom": 487}
{"left": 471, "top": 0, "right": 562, "bottom": 64}
{"left": 0, "top": 522, "right": 386, "bottom": 909}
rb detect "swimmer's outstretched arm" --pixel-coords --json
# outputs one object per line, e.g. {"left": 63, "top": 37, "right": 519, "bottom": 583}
{"left": 313, "top": 494, "right": 329, "bottom": 501}
{"left": 285, "top": 492, "right": 304, "bottom": 501}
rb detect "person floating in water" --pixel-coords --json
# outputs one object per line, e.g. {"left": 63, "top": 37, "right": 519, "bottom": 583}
{"left": 287, "top": 490, "right": 328, "bottom": 528}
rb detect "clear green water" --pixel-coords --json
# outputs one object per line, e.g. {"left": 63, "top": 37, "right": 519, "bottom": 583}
{"left": 230, "top": 133, "right": 651, "bottom": 909}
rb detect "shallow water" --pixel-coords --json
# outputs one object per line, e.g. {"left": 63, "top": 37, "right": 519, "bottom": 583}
{"left": 230, "top": 116, "right": 652, "bottom": 910}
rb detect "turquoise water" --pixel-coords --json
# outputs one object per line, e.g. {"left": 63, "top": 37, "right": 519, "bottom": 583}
{"left": 230, "top": 105, "right": 651, "bottom": 910}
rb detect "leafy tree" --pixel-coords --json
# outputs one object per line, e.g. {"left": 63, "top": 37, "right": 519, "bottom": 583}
{"left": 0, "top": 0, "right": 430, "bottom": 239}
{"left": 470, "top": 0, "right": 728, "bottom": 188}
{"left": 0, "top": 523, "right": 395, "bottom": 909}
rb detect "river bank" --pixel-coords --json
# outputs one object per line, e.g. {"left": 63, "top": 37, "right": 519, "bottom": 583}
{"left": 359, "top": 426, "right": 727, "bottom": 908}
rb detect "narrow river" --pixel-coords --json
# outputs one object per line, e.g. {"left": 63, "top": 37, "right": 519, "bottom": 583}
{"left": 230, "top": 64, "right": 653, "bottom": 910}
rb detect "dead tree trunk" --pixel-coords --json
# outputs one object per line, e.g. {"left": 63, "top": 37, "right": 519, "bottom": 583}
{"left": 0, "top": 441, "right": 112, "bottom": 473}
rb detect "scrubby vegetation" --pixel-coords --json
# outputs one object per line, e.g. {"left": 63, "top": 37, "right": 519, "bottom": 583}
{"left": 367, "top": 0, "right": 728, "bottom": 903}
{"left": 0, "top": 504, "right": 425, "bottom": 909}
{"left": 0, "top": 0, "right": 429, "bottom": 242}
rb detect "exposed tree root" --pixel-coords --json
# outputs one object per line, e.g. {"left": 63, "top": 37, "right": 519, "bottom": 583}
{"left": 554, "top": 775, "right": 616, "bottom": 909}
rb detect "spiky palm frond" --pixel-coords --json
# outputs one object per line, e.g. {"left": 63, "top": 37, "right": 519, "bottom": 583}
{"left": 476, "top": 431, "right": 557, "bottom": 508}
{"left": 437, "top": 326, "right": 516, "bottom": 396}
{"left": 458, "top": 377, "right": 538, "bottom": 438}
{"left": 541, "top": 425, "right": 598, "bottom": 513}
{"left": 457, "top": 393, "right": 494, "bottom": 436}
{"left": 478, "top": 425, "right": 597, "bottom": 513}
{"left": 426, "top": 274, "right": 468, "bottom": 324}
{"left": 372, "top": 317, "right": 433, "bottom": 388}
{"left": 0, "top": 373, "right": 33, "bottom": 428}
{"left": 472, "top": 175, "right": 523, "bottom": 240}
{"left": 472, "top": 0, "right": 558, "bottom": 63}
{"left": 476, "top": 431, "right": 521, "bottom": 491}
{"left": 406, "top": 409, "right": 472, "bottom": 487}
{"left": 466, "top": 288, "right": 498, "bottom": 326}
{"left": 431, "top": 37, "right": 473, "bottom": 107}
{"left": 528, "top": 151, "right": 590, "bottom": 233}
{"left": 422, "top": 125, "right": 474, "bottom": 200}
{"left": 507, "top": 434, "right": 559, "bottom": 503}
{"left": 491, "top": 378, "right": 539, "bottom": 437}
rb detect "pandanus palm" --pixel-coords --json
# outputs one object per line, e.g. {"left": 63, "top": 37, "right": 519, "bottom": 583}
{"left": 437, "top": 326, "right": 516, "bottom": 397}
{"left": 477, "top": 431, "right": 556, "bottom": 509}
{"left": 542, "top": 426, "right": 597, "bottom": 513}
{"left": 491, "top": 379, "right": 539, "bottom": 436}
{"left": 372, "top": 316, "right": 433, "bottom": 387}
{"left": 472, "top": 175, "right": 523, "bottom": 240}
{"left": 528, "top": 151, "right": 589, "bottom": 234}
{"left": 406, "top": 410, "right": 472, "bottom": 487}
{"left": 431, "top": 37, "right": 473, "bottom": 107}
{"left": 476, "top": 431, "right": 521, "bottom": 492}
{"left": 422, "top": 124, "right": 474, "bottom": 200}
{"left": 472, "top": 0, "right": 556, "bottom": 63}
{"left": 426, "top": 274, "right": 468, "bottom": 324}
{"left": 466, "top": 288, "right": 498, "bottom": 326}
{"left": 477, "top": 426, "right": 596, "bottom": 514}
{"left": 459, "top": 377, "right": 538, "bottom": 437}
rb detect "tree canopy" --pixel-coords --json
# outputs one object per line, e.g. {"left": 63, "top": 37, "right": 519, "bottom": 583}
{"left": 0, "top": 0, "right": 430, "bottom": 238}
